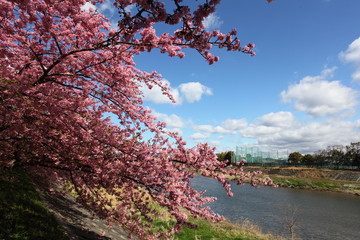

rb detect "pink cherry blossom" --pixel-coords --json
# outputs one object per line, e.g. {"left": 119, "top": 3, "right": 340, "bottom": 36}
{"left": 0, "top": 0, "right": 275, "bottom": 239}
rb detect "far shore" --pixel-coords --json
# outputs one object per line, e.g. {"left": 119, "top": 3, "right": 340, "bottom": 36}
{"left": 242, "top": 166, "right": 360, "bottom": 196}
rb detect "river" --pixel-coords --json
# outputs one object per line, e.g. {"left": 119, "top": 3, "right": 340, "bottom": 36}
{"left": 191, "top": 176, "right": 360, "bottom": 240}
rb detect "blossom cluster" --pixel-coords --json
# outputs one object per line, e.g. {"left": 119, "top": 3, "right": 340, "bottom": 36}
{"left": 0, "top": 0, "right": 275, "bottom": 239}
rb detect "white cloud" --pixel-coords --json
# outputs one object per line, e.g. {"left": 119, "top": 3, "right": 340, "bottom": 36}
{"left": 191, "top": 132, "right": 210, "bottom": 140}
{"left": 189, "top": 118, "right": 247, "bottom": 144}
{"left": 191, "top": 133, "right": 221, "bottom": 147}
{"left": 81, "top": 2, "right": 96, "bottom": 11}
{"left": 340, "top": 37, "right": 360, "bottom": 82}
{"left": 230, "top": 111, "right": 360, "bottom": 153}
{"left": 140, "top": 80, "right": 181, "bottom": 104}
{"left": 153, "top": 112, "right": 185, "bottom": 128}
{"left": 98, "top": 0, "right": 115, "bottom": 13}
{"left": 256, "top": 112, "right": 296, "bottom": 128}
{"left": 203, "top": 13, "right": 223, "bottom": 30}
{"left": 208, "top": 140, "right": 221, "bottom": 148}
{"left": 240, "top": 112, "right": 297, "bottom": 139}
{"left": 249, "top": 120, "right": 360, "bottom": 153}
{"left": 193, "top": 124, "right": 233, "bottom": 135}
{"left": 81, "top": 0, "right": 115, "bottom": 13}
{"left": 81, "top": 1, "right": 118, "bottom": 29}
{"left": 240, "top": 125, "right": 281, "bottom": 138}
{"left": 321, "top": 66, "right": 337, "bottom": 78}
{"left": 141, "top": 80, "right": 212, "bottom": 105}
{"left": 222, "top": 118, "right": 248, "bottom": 130}
{"left": 179, "top": 82, "right": 212, "bottom": 103}
{"left": 281, "top": 69, "right": 358, "bottom": 118}
{"left": 191, "top": 118, "right": 248, "bottom": 137}
{"left": 188, "top": 109, "right": 360, "bottom": 154}
{"left": 124, "top": 4, "right": 136, "bottom": 14}
{"left": 171, "top": 128, "right": 183, "bottom": 135}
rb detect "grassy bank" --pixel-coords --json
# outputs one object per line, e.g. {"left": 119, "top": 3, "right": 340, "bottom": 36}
{"left": 1, "top": 168, "right": 281, "bottom": 240}
{"left": 150, "top": 212, "right": 279, "bottom": 240}
{"left": 174, "top": 218, "right": 279, "bottom": 240}
{"left": 243, "top": 166, "right": 360, "bottom": 195}
{"left": 271, "top": 175, "right": 360, "bottom": 194}
{"left": 0, "top": 168, "right": 68, "bottom": 240}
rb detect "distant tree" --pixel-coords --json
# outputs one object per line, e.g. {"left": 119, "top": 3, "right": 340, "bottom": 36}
{"left": 301, "top": 154, "right": 315, "bottom": 166}
{"left": 345, "top": 142, "right": 360, "bottom": 168}
{"left": 225, "top": 151, "right": 235, "bottom": 164}
{"left": 216, "top": 152, "right": 226, "bottom": 162}
{"left": 313, "top": 149, "right": 331, "bottom": 167}
{"left": 326, "top": 145, "right": 345, "bottom": 169}
{"left": 288, "top": 152, "right": 303, "bottom": 166}
{"left": 344, "top": 150, "right": 353, "bottom": 166}
{"left": 216, "top": 151, "right": 234, "bottom": 165}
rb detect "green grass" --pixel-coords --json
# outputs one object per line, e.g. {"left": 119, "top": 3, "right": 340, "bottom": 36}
{"left": 0, "top": 168, "right": 68, "bottom": 240}
{"left": 174, "top": 218, "right": 278, "bottom": 240}
{"left": 144, "top": 202, "right": 279, "bottom": 240}
{"left": 240, "top": 166, "right": 360, "bottom": 194}
{"left": 271, "top": 175, "right": 357, "bottom": 192}
{"left": 149, "top": 217, "right": 279, "bottom": 240}
{"left": 0, "top": 168, "right": 280, "bottom": 240}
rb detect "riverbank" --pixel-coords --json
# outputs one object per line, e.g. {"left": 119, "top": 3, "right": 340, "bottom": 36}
{"left": 0, "top": 168, "right": 69, "bottom": 240}
{"left": 192, "top": 175, "right": 360, "bottom": 240}
{"left": 1, "top": 168, "right": 283, "bottom": 240}
{"left": 244, "top": 166, "right": 360, "bottom": 196}
{"left": 174, "top": 218, "right": 282, "bottom": 240}
{"left": 150, "top": 200, "right": 282, "bottom": 240}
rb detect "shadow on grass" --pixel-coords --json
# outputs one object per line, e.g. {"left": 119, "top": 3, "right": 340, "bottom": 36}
{"left": 0, "top": 168, "right": 123, "bottom": 240}
{"left": 37, "top": 185, "right": 116, "bottom": 240}
{"left": 0, "top": 168, "right": 69, "bottom": 240}
{"left": 0, "top": 168, "right": 278, "bottom": 240}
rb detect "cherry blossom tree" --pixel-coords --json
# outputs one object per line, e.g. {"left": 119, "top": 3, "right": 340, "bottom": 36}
{"left": 0, "top": 0, "right": 275, "bottom": 239}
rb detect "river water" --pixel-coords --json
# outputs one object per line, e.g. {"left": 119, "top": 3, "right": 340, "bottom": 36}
{"left": 191, "top": 176, "right": 360, "bottom": 240}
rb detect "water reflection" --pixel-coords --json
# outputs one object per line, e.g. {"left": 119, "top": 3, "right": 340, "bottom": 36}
{"left": 191, "top": 176, "right": 360, "bottom": 240}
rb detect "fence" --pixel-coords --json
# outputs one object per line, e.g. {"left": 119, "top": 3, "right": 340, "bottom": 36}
{"left": 233, "top": 146, "right": 288, "bottom": 164}
{"left": 242, "top": 162, "right": 360, "bottom": 170}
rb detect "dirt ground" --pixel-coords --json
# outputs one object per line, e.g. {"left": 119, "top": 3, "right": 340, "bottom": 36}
{"left": 33, "top": 178, "right": 135, "bottom": 240}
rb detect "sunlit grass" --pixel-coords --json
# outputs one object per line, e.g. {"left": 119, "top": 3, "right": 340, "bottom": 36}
{"left": 146, "top": 213, "right": 280, "bottom": 240}
{"left": 174, "top": 218, "right": 280, "bottom": 240}
{"left": 270, "top": 174, "right": 359, "bottom": 192}
{"left": 85, "top": 181, "right": 282, "bottom": 239}
{"left": 239, "top": 166, "right": 360, "bottom": 194}
{"left": 0, "top": 168, "right": 282, "bottom": 240}
{"left": 132, "top": 193, "right": 281, "bottom": 240}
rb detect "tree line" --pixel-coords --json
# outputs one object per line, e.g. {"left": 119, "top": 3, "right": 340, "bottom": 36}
{"left": 288, "top": 142, "right": 360, "bottom": 169}
{"left": 217, "top": 142, "right": 360, "bottom": 169}
{"left": 216, "top": 151, "right": 235, "bottom": 166}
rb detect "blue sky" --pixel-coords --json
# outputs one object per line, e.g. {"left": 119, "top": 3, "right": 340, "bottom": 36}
{"left": 86, "top": 0, "right": 360, "bottom": 154}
